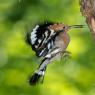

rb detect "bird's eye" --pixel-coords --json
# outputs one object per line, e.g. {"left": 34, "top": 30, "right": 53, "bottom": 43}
{"left": 63, "top": 26, "right": 65, "bottom": 29}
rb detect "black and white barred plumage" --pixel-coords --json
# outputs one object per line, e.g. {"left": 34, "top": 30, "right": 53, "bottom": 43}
{"left": 26, "top": 22, "right": 83, "bottom": 85}
{"left": 27, "top": 22, "right": 58, "bottom": 57}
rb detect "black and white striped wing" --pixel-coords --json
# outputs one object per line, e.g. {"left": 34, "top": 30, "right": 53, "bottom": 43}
{"left": 27, "top": 23, "right": 57, "bottom": 57}
{"left": 30, "top": 24, "right": 57, "bottom": 57}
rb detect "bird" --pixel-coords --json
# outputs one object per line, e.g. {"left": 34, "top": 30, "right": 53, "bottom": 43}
{"left": 26, "top": 22, "right": 83, "bottom": 85}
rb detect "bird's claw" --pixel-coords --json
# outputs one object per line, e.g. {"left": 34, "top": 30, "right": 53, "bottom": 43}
{"left": 61, "top": 51, "right": 71, "bottom": 61}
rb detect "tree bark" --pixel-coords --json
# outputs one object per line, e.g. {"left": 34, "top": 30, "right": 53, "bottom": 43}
{"left": 80, "top": 0, "right": 95, "bottom": 39}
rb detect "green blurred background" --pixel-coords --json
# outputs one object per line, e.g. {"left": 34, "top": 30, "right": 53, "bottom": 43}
{"left": 0, "top": 0, "right": 95, "bottom": 95}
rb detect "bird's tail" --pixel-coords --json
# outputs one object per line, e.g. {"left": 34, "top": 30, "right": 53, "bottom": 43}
{"left": 29, "top": 69, "right": 46, "bottom": 85}
{"left": 29, "top": 48, "right": 61, "bottom": 85}
{"left": 29, "top": 58, "right": 49, "bottom": 85}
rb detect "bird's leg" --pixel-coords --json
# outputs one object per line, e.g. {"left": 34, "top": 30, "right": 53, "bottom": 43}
{"left": 61, "top": 51, "right": 71, "bottom": 61}
{"left": 29, "top": 47, "right": 61, "bottom": 85}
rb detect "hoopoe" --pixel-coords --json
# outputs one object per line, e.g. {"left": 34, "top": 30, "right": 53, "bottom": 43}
{"left": 26, "top": 22, "right": 83, "bottom": 85}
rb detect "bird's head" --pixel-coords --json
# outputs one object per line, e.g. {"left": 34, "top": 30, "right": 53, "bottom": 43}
{"left": 48, "top": 23, "right": 84, "bottom": 32}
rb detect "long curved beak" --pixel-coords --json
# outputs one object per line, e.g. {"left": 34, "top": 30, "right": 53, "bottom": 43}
{"left": 68, "top": 25, "right": 84, "bottom": 29}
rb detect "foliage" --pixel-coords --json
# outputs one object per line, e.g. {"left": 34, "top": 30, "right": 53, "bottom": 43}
{"left": 0, "top": 0, "right": 95, "bottom": 95}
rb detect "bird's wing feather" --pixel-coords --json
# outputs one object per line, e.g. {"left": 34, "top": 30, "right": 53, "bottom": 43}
{"left": 27, "top": 23, "right": 58, "bottom": 57}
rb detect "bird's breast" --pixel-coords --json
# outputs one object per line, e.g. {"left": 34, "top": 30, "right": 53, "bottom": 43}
{"left": 54, "top": 32, "right": 70, "bottom": 51}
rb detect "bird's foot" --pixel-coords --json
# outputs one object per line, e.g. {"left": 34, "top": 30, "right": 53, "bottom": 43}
{"left": 61, "top": 51, "right": 71, "bottom": 61}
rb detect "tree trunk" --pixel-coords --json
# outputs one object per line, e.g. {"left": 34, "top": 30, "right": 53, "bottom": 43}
{"left": 80, "top": 0, "right": 95, "bottom": 39}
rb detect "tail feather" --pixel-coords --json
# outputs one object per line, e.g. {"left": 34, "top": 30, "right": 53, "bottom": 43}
{"left": 29, "top": 70, "right": 45, "bottom": 85}
{"left": 29, "top": 48, "right": 61, "bottom": 85}
{"left": 29, "top": 73, "right": 41, "bottom": 85}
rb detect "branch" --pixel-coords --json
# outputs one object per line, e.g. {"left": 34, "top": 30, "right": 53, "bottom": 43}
{"left": 80, "top": 0, "right": 95, "bottom": 39}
